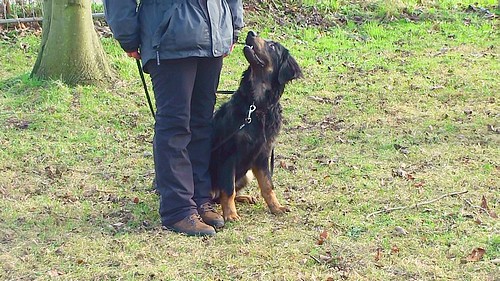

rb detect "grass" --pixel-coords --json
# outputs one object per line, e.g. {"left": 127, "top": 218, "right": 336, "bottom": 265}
{"left": 1, "top": 1, "right": 499, "bottom": 280}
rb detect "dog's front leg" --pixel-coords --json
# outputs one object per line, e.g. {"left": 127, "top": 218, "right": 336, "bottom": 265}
{"left": 252, "top": 161, "right": 289, "bottom": 214}
{"left": 220, "top": 188, "right": 240, "bottom": 221}
{"left": 217, "top": 161, "right": 240, "bottom": 222}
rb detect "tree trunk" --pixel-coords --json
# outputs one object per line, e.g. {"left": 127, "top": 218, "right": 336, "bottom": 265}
{"left": 31, "top": 0, "right": 114, "bottom": 85}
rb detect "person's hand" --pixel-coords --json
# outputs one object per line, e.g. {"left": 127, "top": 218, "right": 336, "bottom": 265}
{"left": 126, "top": 50, "right": 141, "bottom": 60}
{"left": 224, "top": 44, "right": 235, "bottom": 58}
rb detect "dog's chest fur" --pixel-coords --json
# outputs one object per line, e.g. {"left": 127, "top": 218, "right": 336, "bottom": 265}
{"left": 216, "top": 91, "right": 282, "bottom": 149}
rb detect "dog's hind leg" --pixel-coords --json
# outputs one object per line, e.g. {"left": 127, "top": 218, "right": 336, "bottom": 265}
{"left": 252, "top": 167, "right": 290, "bottom": 215}
{"left": 235, "top": 171, "right": 257, "bottom": 204}
{"left": 235, "top": 194, "right": 257, "bottom": 204}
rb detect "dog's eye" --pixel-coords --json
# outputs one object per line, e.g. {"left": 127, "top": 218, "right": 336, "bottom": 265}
{"left": 269, "top": 43, "right": 276, "bottom": 51}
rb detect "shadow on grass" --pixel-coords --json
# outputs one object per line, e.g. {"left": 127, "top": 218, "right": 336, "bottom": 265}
{"left": 0, "top": 72, "right": 48, "bottom": 95}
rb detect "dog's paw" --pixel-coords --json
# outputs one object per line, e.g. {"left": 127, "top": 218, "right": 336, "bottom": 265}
{"left": 235, "top": 195, "right": 257, "bottom": 204}
{"left": 224, "top": 212, "right": 241, "bottom": 222}
{"left": 270, "top": 205, "right": 290, "bottom": 215}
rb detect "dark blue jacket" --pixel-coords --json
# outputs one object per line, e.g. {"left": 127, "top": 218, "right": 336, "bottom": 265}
{"left": 104, "top": 0, "right": 244, "bottom": 68}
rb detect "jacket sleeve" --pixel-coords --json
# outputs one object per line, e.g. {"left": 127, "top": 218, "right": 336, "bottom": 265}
{"left": 103, "top": 0, "right": 140, "bottom": 52}
{"left": 226, "top": 0, "right": 244, "bottom": 39}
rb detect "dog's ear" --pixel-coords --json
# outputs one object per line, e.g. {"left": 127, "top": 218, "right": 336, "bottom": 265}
{"left": 278, "top": 52, "right": 303, "bottom": 85}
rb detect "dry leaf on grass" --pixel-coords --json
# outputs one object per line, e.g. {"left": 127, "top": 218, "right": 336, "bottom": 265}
{"left": 394, "top": 226, "right": 408, "bottom": 236}
{"left": 317, "top": 229, "right": 328, "bottom": 245}
{"left": 47, "top": 269, "right": 64, "bottom": 277}
{"left": 480, "top": 195, "right": 498, "bottom": 218}
{"left": 280, "top": 160, "right": 296, "bottom": 171}
{"left": 375, "top": 247, "right": 383, "bottom": 262}
{"left": 463, "top": 247, "right": 486, "bottom": 263}
{"left": 391, "top": 245, "right": 400, "bottom": 254}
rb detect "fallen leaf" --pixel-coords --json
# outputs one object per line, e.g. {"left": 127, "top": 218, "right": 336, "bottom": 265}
{"left": 480, "top": 195, "right": 489, "bottom": 210}
{"left": 375, "top": 247, "right": 383, "bottom": 262}
{"left": 394, "top": 226, "right": 408, "bottom": 236}
{"left": 319, "top": 254, "right": 332, "bottom": 262}
{"left": 320, "top": 229, "right": 328, "bottom": 240}
{"left": 393, "top": 167, "right": 410, "bottom": 178}
{"left": 133, "top": 197, "right": 140, "bottom": 204}
{"left": 414, "top": 181, "right": 425, "bottom": 188}
{"left": 391, "top": 245, "right": 400, "bottom": 254}
{"left": 317, "top": 229, "right": 328, "bottom": 245}
{"left": 405, "top": 173, "right": 415, "bottom": 180}
{"left": 279, "top": 160, "right": 296, "bottom": 171}
{"left": 490, "top": 210, "right": 498, "bottom": 219}
{"left": 47, "top": 269, "right": 64, "bottom": 277}
{"left": 480, "top": 195, "right": 498, "bottom": 218}
{"left": 111, "top": 222, "right": 125, "bottom": 230}
{"left": 465, "top": 247, "right": 486, "bottom": 262}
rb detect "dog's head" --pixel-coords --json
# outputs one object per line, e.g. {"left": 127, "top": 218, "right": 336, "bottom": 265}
{"left": 243, "top": 31, "right": 302, "bottom": 99}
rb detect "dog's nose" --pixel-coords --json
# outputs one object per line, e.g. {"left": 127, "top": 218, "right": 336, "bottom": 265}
{"left": 247, "top": 31, "right": 257, "bottom": 37}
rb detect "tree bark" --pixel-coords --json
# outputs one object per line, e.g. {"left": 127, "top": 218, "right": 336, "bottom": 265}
{"left": 31, "top": 0, "right": 114, "bottom": 85}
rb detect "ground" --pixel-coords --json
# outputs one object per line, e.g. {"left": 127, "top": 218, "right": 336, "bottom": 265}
{"left": 0, "top": 1, "right": 498, "bottom": 280}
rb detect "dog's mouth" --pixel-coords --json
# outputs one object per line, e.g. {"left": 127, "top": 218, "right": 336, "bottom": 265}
{"left": 244, "top": 44, "right": 265, "bottom": 67}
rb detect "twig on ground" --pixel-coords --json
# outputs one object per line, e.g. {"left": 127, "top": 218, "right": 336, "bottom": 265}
{"left": 366, "top": 190, "right": 468, "bottom": 219}
{"left": 464, "top": 199, "right": 491, "bottom": 214}
{"left": 309, "top": 254, "right": 322, "bottom": 264}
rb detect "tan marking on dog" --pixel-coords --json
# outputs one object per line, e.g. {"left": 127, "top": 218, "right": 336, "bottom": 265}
{"left": 220, "top": 189, "right": 240, "bottom": 221}
{"left": 252, "top": 168, "right": 289, "bottom": 214}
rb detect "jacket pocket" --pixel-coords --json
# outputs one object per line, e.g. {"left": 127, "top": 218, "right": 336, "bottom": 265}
{"left": 153, "top": 0, "right": 210, "bottom": 53}
{"left": 151, "top": 1, "right": 182, "bottom": 50}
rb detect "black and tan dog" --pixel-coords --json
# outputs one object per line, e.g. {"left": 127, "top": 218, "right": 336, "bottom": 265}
{"left": 210, "top": 31, "right": 302, "bottom": 221}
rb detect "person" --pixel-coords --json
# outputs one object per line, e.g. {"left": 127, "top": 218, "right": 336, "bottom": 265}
{"left": 104, "top": 0, "right": 244, "bottom": 236}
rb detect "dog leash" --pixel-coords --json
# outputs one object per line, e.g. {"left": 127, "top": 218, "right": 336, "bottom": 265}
{"left": 136, "top": 59, "right": 156, "bottom": 119}
{"left": 210, "top": 103, "right": 256, "bottom": 152}
{"left": 136, "top": 59, "right": 235, "bottom": 119}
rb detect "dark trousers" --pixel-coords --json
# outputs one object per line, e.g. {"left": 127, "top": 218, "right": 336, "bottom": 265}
{"left": 146, "top": 57, "right": 223, "bottom": 226}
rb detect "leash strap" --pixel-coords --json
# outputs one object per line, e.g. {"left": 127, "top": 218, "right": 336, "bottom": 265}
{"left": 216, "top": 90, "right": 235, "bottom": 95}
{"left": 211, "top": 103, "right": 255, "bottom": 152}
{"left": 136, "top": 59, "right": 156, "bottom": 119}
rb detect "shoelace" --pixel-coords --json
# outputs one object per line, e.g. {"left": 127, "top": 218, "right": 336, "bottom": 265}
{"left": 199, "top": 203, "right": 216, "bottom": 213}
{"left": 187, "top": 214, "right": 203, "bottom": 225}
